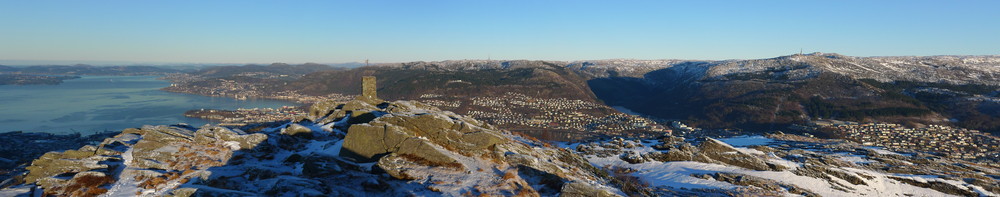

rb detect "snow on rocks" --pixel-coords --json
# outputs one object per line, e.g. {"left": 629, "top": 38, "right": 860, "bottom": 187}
{"left": 572, "top": 134, "right": 1000, "bottom": 196}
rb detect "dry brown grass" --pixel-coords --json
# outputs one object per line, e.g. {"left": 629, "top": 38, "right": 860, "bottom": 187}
{"left": 138, "top": 171, "right": 188, "bottom": 190}
{"left": 140, "top": 176, "right": 167, "bottom": 189}
{"left": 45, "top": 173, "right": 115, "bottom": 197}
{"left": 513, "top": 185, "right": 539, "bottom": 197}
{"left": 501, "top": 169, "right": 518, "bottom": 180}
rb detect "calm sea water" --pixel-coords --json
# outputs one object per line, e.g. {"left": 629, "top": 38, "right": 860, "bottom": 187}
{"left": 0, "top": 76, "right": 297, "bottom": 134}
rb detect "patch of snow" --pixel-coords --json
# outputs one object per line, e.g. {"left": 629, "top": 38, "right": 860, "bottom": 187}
{"left": 101, "top": 147, "right": 141, "bottom": 197}
{"left": 835, "top": 154, "right": 875, "bottom": 165}
{"left": 330, "top": 140, "right": 344, "bottom": 157}
{"left": 0, "top": 185, "right": 33, "bottom": 197}
{"left": 222, "top": 141, "right": 241, "bottom": 150}
{"left": 865, "top": 146, "right": 904, "bottom": 156}
{"left": 766, "top": 152, "right": 800, "bottom": 169}
{"left": 890, "top": 173, "right": 999, "bottom": 197}
{"left": 706, "top": 138, "right": 765, "bottom": 155}
{"left": 732, "top": 147, "right": 766, "bottom": 155}
{"left": 294, "top": 139, "right": 342, "bottom": 157}
{"left": 587, "top": 148, "right": 960, "bottom": 197}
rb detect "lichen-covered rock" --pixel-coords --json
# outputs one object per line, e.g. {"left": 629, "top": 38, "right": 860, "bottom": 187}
{"left": 15, "top": 124, "right": 272, "bottom": 196}
{"left": 376, "top": 154, "right": 418, "bottom": 180}
{"left": 282, "top": 123, "right": 313, "bottom": 137}
{"left": 341, "top": 124, "right": 395, "bottom": 162}
{"left": 24, "top": 155, "right": 109, "bottom": 186}
{"left": 394, "top": 138, "right": 459, "bottom": 167}
{"left": 384, "top": 100, "right": 440, "bottom": 114}
{"left": 23, "top": 148, "right": 115, "bottom": 184}
{"left": 340, "top": 103, "right": 503, "bottom": 163}
{"left": 695, "top": 172, "right": 820, "bottom": 197}
{"left": 342, "top": 100, "right": 378, "bottom": 114}
{"left": 41, "top": 171, "right": 115, "bottom": 197}
{"left": 560, "top": 181, "right": 622, "bottom": 197}
{"left": 307, "top": 100, "right": 342, "bottom": 119}
{"left": 698, "top": 138, "right": 774, "bottom": 171}
{"left": 193, "top": 126, "right": 267, "bottom": 150}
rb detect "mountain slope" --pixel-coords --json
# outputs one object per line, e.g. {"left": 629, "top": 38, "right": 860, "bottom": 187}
{"left": 190, "top": 63, "right": 341, "bottom": 79}
{"left": 584, "top": 53, "right": 1000, "bottom": 134}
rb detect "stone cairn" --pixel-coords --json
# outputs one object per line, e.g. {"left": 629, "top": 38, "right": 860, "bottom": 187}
{"left": 356, "top": 76, "right": 383, "bottom": 105}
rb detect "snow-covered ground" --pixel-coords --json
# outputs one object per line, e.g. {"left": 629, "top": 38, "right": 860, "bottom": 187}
{"left": 573, "top": 135, "right": 1000, "bottom": 196}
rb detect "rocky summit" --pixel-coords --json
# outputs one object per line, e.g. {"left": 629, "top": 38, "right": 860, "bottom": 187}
{"left": 0, "top": 98, "right": 625, "bottom": 196}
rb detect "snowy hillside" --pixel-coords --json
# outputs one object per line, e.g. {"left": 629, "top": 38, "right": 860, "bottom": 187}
{"left": 567, "top": 135, "right": 1000, "bottom": 196}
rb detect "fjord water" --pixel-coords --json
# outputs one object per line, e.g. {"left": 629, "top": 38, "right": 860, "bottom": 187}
{"left": 0, "top": 76, "right": 297, "bottom": 134}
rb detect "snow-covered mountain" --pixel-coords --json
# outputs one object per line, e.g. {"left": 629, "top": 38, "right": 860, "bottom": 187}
{"left": 369, "top": 53, "right": 1000, "bottom": 86}
{"left": 698, "top": 53, "right": 1000, "bottom": 86}
{"left": 573, "top": 53, "right": 1000, "bottom": 86}
{"left": 582, "top": 54, "right": 1000, "bottom": 133}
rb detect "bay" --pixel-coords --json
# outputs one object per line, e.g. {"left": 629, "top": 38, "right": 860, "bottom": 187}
{"left": 0, "top": 76, "right": 297, "bottom": 134}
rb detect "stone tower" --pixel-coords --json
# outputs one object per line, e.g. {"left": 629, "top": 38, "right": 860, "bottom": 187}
{"left": 362, "top": 76, "right": 377, "bottom": 99}
{"left": 357, "top": 76, "right": 383, "bottom": 104}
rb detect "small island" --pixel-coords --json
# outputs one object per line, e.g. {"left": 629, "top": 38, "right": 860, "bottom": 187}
{"left": 183, "top": 106, "right": 305, "bottom": 126}
{"left": 0, "top": 74, "right": 80, "bottom": 85}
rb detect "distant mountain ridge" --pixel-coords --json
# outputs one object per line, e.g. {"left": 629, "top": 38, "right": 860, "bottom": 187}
{"left": 583, "top": 53, "right": 1000, "bottom": 134}
{"left": 356, "top": 53, "right": 1000, "bottom": 133}
{"left": 0, "top": 64, "right": 183, "bottom": 76}
{"left": 364, "top": 53, "right": 1000, "bottom": 85}
{"left": 166, "top": 53, "right": 1000, "bottom": 136}
{"left": 191, "top": 63, "right": 342, "bottom": 78}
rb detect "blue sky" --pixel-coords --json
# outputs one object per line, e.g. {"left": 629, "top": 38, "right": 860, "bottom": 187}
{"left": 1, "top": 0, "right": 998, "bottom": 65}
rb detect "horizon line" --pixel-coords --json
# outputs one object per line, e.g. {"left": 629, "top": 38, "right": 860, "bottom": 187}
{"left": 3, "top": 52, "right": 1000, "bottom": 66}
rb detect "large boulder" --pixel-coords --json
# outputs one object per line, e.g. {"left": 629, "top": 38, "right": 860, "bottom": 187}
{"left": 281, "top": 123, "right": 313, "bottom": 137}
{"left": 23, "top": 151, "right": 110, "bottom": 185}
{"left": 307, "top": 100, "right": 342, "bottom": 119}
{"left": 698, "top": 138, "right": 777, "bottom": 171}
{"left": 560, "top": 181, "right": 622, "bottom": 197}
{"left": 193, "top": 127, "right": 267, "bottom": 150}
{"left": 341, "top": 123, "right": 411, "bottom": 162}
{"left": 340, "top": 102, "right": 503, "bottom": 163}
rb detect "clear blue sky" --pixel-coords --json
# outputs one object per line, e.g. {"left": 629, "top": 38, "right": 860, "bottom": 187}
{"left": 1, "top": 0, "right": 998, "bottom": 65}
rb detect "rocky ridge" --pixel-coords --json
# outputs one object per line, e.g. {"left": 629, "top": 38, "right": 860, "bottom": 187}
{"left": 571, "top": 134, "right": 1000, "bottom": 196}
{"left": 0, "top": 98, "right": 624, "bottom": 196}
{"left": 368, "top": 53, "right": 1000, "bottom": 86}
